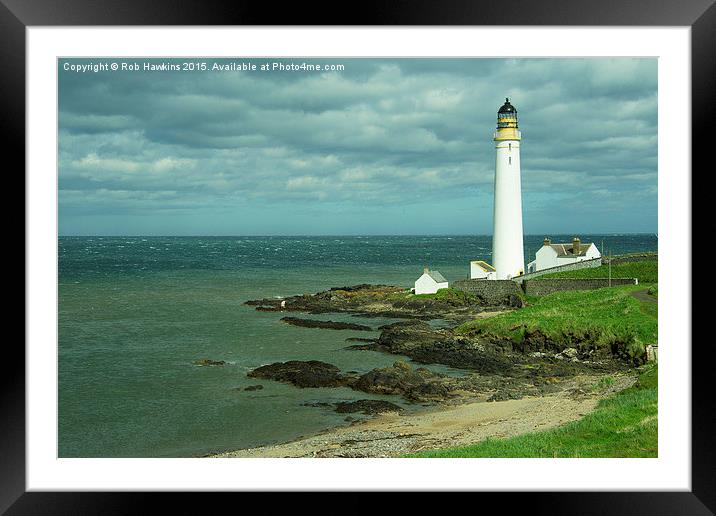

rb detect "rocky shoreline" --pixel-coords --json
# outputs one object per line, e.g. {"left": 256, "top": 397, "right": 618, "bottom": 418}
{"left": 245, "top": 317, "right": 630, "bottom": 404}
{"left": 245, "top": 283, "right": 519, "bottom": 323}
{"left": 222, "top": 283, "right": 638, "bottom": 457}
{"left": 211, "top": 373, "right": 636, "bottom": 458}
{"left": 280, "top": 316, "right": 373, "bottom": 331}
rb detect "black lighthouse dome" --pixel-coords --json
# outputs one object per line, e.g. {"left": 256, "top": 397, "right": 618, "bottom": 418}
{"left": 498, "top": 97, "right": 517, "bottom": 114}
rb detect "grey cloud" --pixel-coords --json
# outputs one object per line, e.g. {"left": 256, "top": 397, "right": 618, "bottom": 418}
{"left": 58, "top": 57, "right": 657, "bottom": 233}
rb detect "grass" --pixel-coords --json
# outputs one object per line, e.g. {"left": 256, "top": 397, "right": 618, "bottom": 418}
{"left": 538, "top": 260, "right": 658, "bottom": 284}
{"left": 408, "top": 364, "right": 658, "bottom": 458}
{"left": 639, "top": 295, "right": 658, "bottom": 320}
{"left": 647, "top": 285, "right": 658, "bottom": 298}
{"left": 591, "top": 375, "right": 615, "bottom": 392}
{"left": 412, "top": 287, "right": 480, "bottom": 303}
{"left": 455, "top": 284, "right": 658, "bottom": 358}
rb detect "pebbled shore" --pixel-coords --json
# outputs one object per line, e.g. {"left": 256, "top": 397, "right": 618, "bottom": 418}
{"left": 210, "top": 374, "right": 635, "bottom": 458}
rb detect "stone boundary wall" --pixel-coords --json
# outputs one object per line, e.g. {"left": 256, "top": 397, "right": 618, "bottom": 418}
{"left": 517, "top": 257, "right": 602, "bottom": 283}
{"left": 452, "top": 279, "right": 523, "bottom": 304}
{"left": 522, "top": 278, "right": 638, "bottom": 296}
{"left": 605, "top": 253, "right": 658, "bottom": 265}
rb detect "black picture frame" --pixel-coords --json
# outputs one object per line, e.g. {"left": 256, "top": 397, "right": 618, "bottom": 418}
{"left": 5, "top": 0, "right": 710, "bottom": 513}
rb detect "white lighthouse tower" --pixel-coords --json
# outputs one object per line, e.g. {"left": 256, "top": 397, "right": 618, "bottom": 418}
{"left": 492, "top": 98, "right": 525, "bottom": 280}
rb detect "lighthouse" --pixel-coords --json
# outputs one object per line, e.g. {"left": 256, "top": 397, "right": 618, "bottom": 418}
{"left": 492, "top": 98, "right": 525, "bottom": 280}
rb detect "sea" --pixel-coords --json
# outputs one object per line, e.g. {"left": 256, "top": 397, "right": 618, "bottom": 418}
{"left": 58, "top": 234, "right": 657, "bottom": 457}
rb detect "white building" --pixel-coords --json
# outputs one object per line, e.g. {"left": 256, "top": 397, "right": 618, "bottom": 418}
{"left": 527, "top": 237, "right": 601, "bottom": 273}
{"left": 414, "top": 267, "right": 449, "bottom": 295}
{"left": 492, "top": 98, "right": 525, "bottom": 280}
{"left": 470, "top": 260, "right": 497, "bottom": 280}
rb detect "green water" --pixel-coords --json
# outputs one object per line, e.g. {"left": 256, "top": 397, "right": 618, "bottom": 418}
{"left": 58, "top": 267, "right": 465, "bottom": 457}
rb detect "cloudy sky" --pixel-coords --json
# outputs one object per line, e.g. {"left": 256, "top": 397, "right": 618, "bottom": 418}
{"left": 58, "top": 58, "right": 657, "bottom": 235}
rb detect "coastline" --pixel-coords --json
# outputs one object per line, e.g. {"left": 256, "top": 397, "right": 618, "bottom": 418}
{"left": 210, "top": 373, "right": 636, "bottom": 458}
{"left": 57, "top": 241, "right": 656, "bottom": 457}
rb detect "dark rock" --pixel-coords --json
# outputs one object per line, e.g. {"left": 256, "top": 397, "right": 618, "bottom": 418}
{"left": 369, "top": 320, "right": 514, "bottom": 374}
{"left": 281, "top": 317, "right": 372, "bottom": 331}
{"left": 243, "top": 384, "right": 263, "bottom": 391}
{"left": 375, "top": 320, "right": 446, "bottom": 352}
{"left": 508, "top": 294, "right": 524, "bottom": 308}
{"left": 329, "top": 284, "right": 376, "bottom": 292}
{"left": 408, "top": 340, "right": 514, "bottom": 374}
{"left": 194, "top": 359, "right": 226, "bottom": 366}
{"left": 302, "top": 401, "right": 333, "bottom": 408}
{"left": 487, "top": 391, "right": 524, "bottom": 402}
{"left": 248, "top": 360, "right": 345, "bottom": 388}
{"left": 356, "top": 311, "right": 434, "bottom": 320}
{"left": 256, "top": 306, "right": 280, "bottom": 312}
{"left": 520, "top": 329, "right": 567, "bottom": 353}
{"left": 345, "top": 343, "right": 376, "bottom": 351}
{"left": 335, "top": 399, "right": 403, "bottom": 415}
{"left": 244, "top": 299, "right": 275, "bottom": 306}
{"left": 352, "top": 361, "right": 451, "bottom": 402}
{"left": 248, "top": 360, "right": 456, "bottom": 402}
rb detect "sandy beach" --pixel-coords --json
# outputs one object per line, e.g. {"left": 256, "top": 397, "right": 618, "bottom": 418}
{"left": 211, "top": 373, "right": 635, "bottom": 458}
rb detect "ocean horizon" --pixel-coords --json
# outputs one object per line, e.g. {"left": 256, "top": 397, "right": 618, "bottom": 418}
{"left": 59, "top": 232, "right": 658, "bottom": 237}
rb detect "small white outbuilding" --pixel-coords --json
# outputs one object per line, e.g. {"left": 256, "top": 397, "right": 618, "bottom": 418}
{"left": 414, "top": 267, "right": 449, "bottom": 295}
{"left": 470, "top": 260, "right": 497, "bottom": 280}
{"left": 527, "top": 237, "right": 601, "bottom": 273}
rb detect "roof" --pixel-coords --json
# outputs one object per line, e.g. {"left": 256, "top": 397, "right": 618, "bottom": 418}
{"left": 546, "top": 242, "right": 594, "bottom": 257}
{"left": 498, "top": 98, "right": 517, "bottom": 114}
{"left": 470, "top": 260, "right": 496, "bottom": 272}
{"left": 424, "top": 270, "right": 447, "bottom": 283}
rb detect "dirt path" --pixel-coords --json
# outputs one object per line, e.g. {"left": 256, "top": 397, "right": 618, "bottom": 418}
{"left": 211, "top": 374, "right": 635, "bottom": 458}
{"left": 630, "top": 289, "right": 657, "bottom": 304}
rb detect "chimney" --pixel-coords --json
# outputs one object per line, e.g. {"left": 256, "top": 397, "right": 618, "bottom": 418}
{"left": 543, "top": 237, "right": 551, "bottom": 246}
{"left": 573, "top": 237, "right": 581, "bottom": 255}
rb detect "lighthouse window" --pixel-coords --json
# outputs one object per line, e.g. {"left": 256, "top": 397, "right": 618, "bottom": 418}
{"left": 509, "top": 156, "right": 512, "bottom": 165}
{"left": 509, "top": 143, "right": 512, "bottom": 150}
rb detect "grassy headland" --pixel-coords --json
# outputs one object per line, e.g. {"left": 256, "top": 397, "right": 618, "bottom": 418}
{"left": 455, "top": 284, "right": 657, "bottom": 359}
{"left": 408, "top": 364, "right": 658, "bottom": 458}
{"left": 412, "top": 256, "right": 660, "bottom": 457}
{"left": 538, "top": 259, "right": 658, "bottom": 284}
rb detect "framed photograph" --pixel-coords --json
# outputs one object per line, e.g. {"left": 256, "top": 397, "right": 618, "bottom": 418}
{"left": 8, "top": 0, "right": 711, "bottom": 511}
